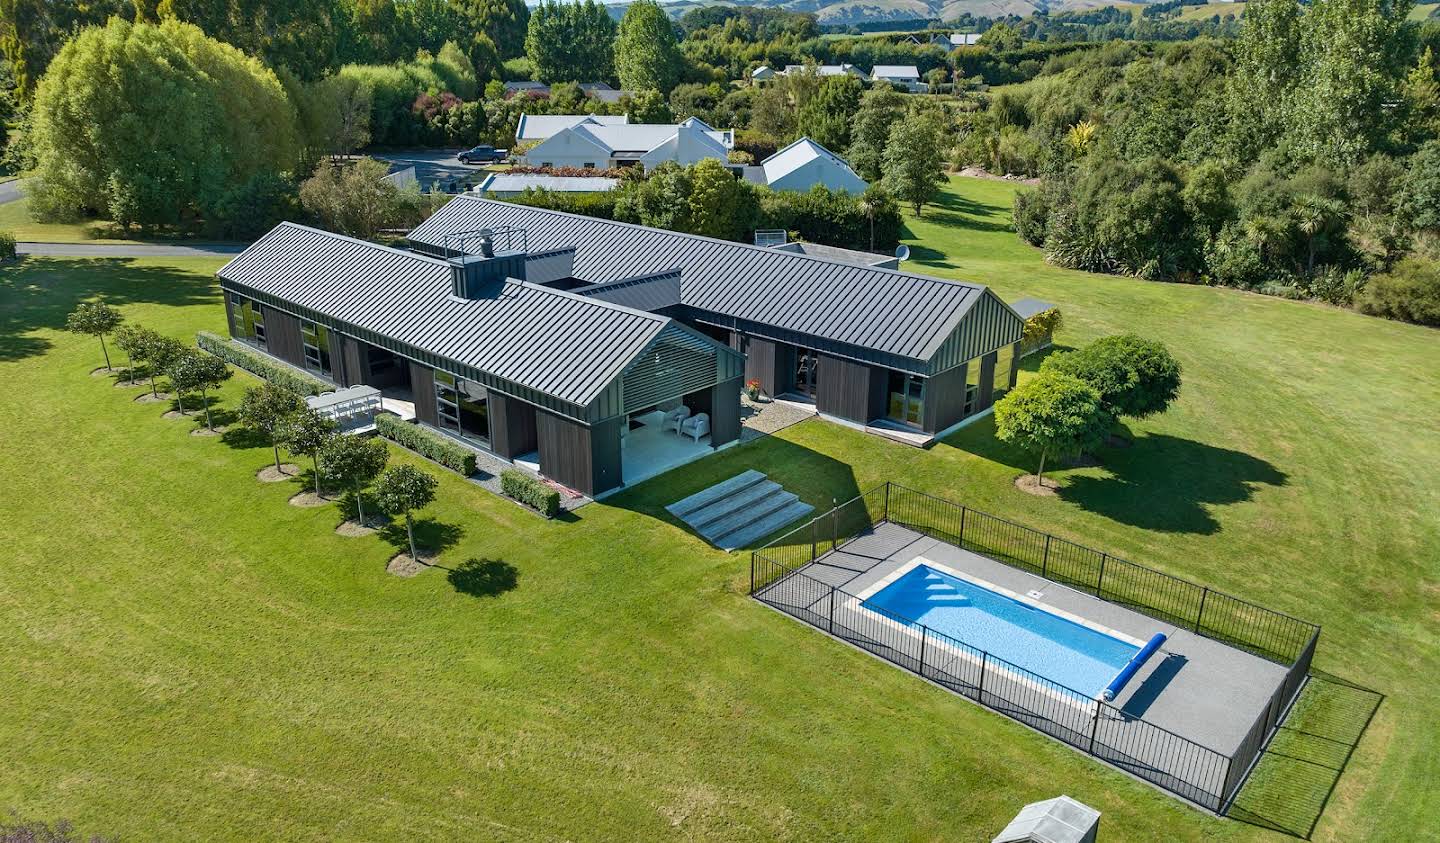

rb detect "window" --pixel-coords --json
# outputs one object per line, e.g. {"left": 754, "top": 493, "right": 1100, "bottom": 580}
{"left": 887, "top": 371, "right": 925, "bottom": 428}
{"left": 963, "top": 359, "right": 982, "bottom": 417}
{"left": 583, "top": 162, "right": 595, "bottom": 169}
{"left": 540, "top": 162, "right": 553, "bottom": 168}
{"left": 991, "top": 345, "right": 1015, "bottom": 400}
{"left": 434, "top": 370, "right": 490, "bottom": 446}
{"left": 300, "top": 319, "right": 331, "bottom": 378}
{"left": 232, "top": 294, "right": 266, "bottom": 348}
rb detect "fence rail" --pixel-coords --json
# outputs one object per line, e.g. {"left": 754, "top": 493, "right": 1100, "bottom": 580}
{"left": 748, "top": 482, "right": 1320, "bottom": 814}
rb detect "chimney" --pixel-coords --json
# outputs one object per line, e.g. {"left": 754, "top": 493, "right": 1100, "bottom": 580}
{"left": 450, "top": 229, "right": 527, "bottom": 299}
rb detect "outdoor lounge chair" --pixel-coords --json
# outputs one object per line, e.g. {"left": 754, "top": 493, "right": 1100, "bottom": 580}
{"left": 663, "top": 406, "right": 691, "bottom": 434}
{"left": 680, "top": 412, "right": 710, "bottom": 443}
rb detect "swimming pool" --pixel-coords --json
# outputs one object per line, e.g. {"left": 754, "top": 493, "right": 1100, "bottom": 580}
{"left": 861, "top": 563, "right": 1143, "bottom": 698}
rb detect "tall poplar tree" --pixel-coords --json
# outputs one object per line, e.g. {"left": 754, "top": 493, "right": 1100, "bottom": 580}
{"left": 615, "top": 0, "right": 683, "bottom": 94}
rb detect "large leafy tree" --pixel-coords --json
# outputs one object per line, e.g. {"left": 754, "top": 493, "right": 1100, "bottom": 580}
{"left": 881, "top": 111, "right": 946, "bottom": 216}
{"left": 525, "top": 0, "right": 615, "bottom": 84}
{"left": 615, "top": 0, "right": 683, "bottom": 94}
{"left": 321, "top": 435, "right": 389, "bottom": 527}
{"left": 1042, "top": 335, "right": 1182, "bottom": 424}
{"left": 299, "top": 158, "right": 404, "bottom": 239}
{"left": 994, "top": 371, "right": 1112, "bottom": 487}
{"left": 462, "top": 0, "right": 529, "bottom": 60}
{"left": 27, "top": 19, "right": 297, "bottom": 228}
{"left": 239, "top": 383, "right": 305, "bottom": 474}
{"left": 1224, "top": 0, "right": 1302, "bottom": 156}
{"left": 847, "top": 85, "right": 906, "bottom": 182}
{"left": 167, "top": 348, "right": 231, "bottom": 428}
{"left": 795, "top": 74, "right": 861, "bottom": 151}
{"left": 0, "top": 0, "right": 127, "bottom": 100}
{"left": 375, "top": 464, "right": 439, "bottom": 562}
{"left": 64, "top": 302, "right": 123, "bottom": 371}
{"left": 687, "top": 157, "right": 758, "bottom": 241}
{"left": 1287, "top": 0, "right": 1413, "bottom": 167}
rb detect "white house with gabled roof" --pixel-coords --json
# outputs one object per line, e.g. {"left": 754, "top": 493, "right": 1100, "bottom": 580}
{"left": 520, "top": 116, "right": 733, "bottom": 172}
{"left": 761, "top": 138, "right": 868, "bottom": 194}
{"left": 515, "top": 113, "right": 631, "bottom": 143}
{"left": 872, "top": 65, "right": 926, "bottom": 92}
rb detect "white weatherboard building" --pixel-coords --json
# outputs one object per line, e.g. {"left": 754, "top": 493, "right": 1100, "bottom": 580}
{"left": 519, "top": 116, "right": 734, "bottom": 172}
{"left": 760, "top": 138, "right": 867, "bottom": 194}
{"left": 871, "top": 65, "right": 925, "bottom": 92}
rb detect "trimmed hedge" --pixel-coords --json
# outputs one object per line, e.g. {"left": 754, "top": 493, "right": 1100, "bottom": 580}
{"left": 501, "top": 469, "right": 560, "bottom": 518}
{"left": 195, "top": 331, "right": 329, "bottom": 395}
{"left": 375, "top": 414, "right": 478, "bottom": 475}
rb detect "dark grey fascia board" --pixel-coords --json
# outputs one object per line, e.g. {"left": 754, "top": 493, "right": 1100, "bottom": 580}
{"left": 679, "top": 306, "right": 931, "bottom": 377}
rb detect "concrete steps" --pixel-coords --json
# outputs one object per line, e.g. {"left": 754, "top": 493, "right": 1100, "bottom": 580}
{"left": 666, "top": 470, "right": 814, "bottom": 551}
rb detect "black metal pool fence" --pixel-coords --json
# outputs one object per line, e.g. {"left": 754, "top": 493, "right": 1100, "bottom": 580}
{"left": 749, "top": 482, "right": 1320, "bottom": 814}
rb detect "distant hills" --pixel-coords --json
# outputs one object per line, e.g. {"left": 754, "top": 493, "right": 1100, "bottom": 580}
{"left": 642, "top": 0, "right": 1178, "bottom": 26}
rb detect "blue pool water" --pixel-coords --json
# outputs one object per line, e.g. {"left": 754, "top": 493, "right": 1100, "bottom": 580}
{"left": 862, "top": 565, "right": 1140, "bottom": 697}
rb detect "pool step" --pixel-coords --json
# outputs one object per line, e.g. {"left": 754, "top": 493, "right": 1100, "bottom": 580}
{"left": 665, "top": 471, "right": 814, "bottom": 550}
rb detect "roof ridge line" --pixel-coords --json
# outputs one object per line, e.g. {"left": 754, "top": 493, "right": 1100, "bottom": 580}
{"left": 515, "top": 279, "right": 670, "bottom": 324}
{"left": 272, "top": 221, "right": 453, "bottom": 269}
{"left": 445, "top": 195, "right": 985, "bottom": 292}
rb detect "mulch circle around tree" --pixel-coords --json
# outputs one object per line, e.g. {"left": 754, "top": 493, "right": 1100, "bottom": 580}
{"left": 113, "top": 379, "right": 143, "bottom": 390}
{"left": 256, "top": 464, "right": 301, "bottom": 483}
{"left": 190, "top": 426, "right": 227, "bottom": 437}
{"left": 335, "top": 514, "right": 391, "bottom": 537}
{"left": 161, "top": 410, "right": 187, "bottom": 421}
{"left": 1015, "top": 474, "right": 1060, "bottom": 497}
{"left": 386, "top": 553, "right": 435, "bottom": 578}
{"left": 90, "top": 367, "right": 116, "bottom": 377}
{"left": 133, "top": 392, "right": 171, "bottom": 404}
{"left": 288, "top": 491, "right": 333, "bottom": 508}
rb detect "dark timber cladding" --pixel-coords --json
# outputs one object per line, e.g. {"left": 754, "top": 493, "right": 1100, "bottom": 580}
{"left": 536, "top": 410, "right": 620, "bottom": 496}
{"left": 816, "top": 354, "right": 887, "bottom": 423}
{"left": 263, "top": 306, "right": 305, "bottom": 369}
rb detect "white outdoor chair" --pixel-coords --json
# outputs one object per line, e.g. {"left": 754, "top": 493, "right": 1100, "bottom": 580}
{"left": 680, "top": 412, "right": 710, "bottom": 443}
{"left": 663, "top": 406, "right": 692, "bottom": 434}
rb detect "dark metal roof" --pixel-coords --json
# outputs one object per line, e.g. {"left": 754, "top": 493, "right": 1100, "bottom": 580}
{"left": 576, "top": 269, "right": 684, "bottom": 312}
{"left": 1009, "top": 297, "right": 1058, "bottom": 320}
{"left": 217, "top": 223, "right": 674, "bottom": 407}
{"left": 408, "top": 196, "right": 999, "bottom": 366}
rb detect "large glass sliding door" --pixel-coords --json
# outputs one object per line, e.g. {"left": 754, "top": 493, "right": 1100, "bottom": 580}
{"left": 887, "top": 371, "right": 925, "bottom": 428}
{"left": 435, "top": 370, "right": 490, "bottom": 446}
{"left": 232, "top": 294, "right": 266, "bottom": 349}
{"left": 793, "top": 349, "right": 818, "bottom": 398}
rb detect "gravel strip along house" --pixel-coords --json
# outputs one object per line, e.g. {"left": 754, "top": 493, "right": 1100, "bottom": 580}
{"left": 216, "top": 197, "right": 1023, "bottom": 495}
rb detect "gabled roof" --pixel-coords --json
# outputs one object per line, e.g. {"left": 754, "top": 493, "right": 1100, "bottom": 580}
{"left": 951, "top": 32, "right": 982, "bottom": 46}
{"left": 216, "top": 222, "right": 677, "bottom": 408}
{"left": 1009, "top": 297, "right": 1058, "bottom": 320}
{"left": 568, "top": 119, "right": 731, "bottom": 154}
{"left": 515, "top": 113, "right": 630, "bottom": 142}
{"left": 761, "top": 137, "right": 867, "bottom": 193}
{"left": 409, "top": 196, "right": 1002, "bottom": 368}
{"left": 872, "top": 65, "right": 921, "bottom": 79}
{"left": 782, "top": 63, "right": 870, "bottom": 80}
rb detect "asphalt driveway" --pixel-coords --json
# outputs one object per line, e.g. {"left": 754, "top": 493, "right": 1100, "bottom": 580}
{"left": 370, "top": 150, "right": 491, "bottom": 189}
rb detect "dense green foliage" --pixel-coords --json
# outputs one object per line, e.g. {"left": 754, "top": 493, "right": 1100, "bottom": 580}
{"left": 277, "top": 407, "right": 338, "bottom": 495}
{"left": 238, "top": 382, "right": 307, "bottom": 472}
{"left": 374, "top": 463, "right": 439, "bottom": 561}
{"left": 525, "top": 0, "right": 614, "bottom": 85}
{"left": 64, "top": 302, "right": 123, "bottom": 370}
{"left": 26, "top": 19, "right": 297, "bottom": 230}
{"left": 500, "top": 468, "right": 561, "bottom": 517}
{"left": 196, "top": 331, "right": 330, "bottom": 395}
{"left": 1355, "top": 257, "right": 1440, "bottom": 325}
{"left": 320, "top": 434, "right": 390, "bottom": 525}
{"left": 167, "top": 347, "right": 232, "bottom": 429}
{"left": 615, "top": 0, "right": 683, "bottom": 94}
{"left": 993, "top": 371, "right": 1112, "bottom": 483}
{"left": 882, "top": 111, "right": 947, "bottom": 216}
{"left": 375, "top": 414, "right": 479, "bottom": 475}
{"left": 298, "top": 158, "right": 438, "bottom": 239}
{"left": 1042, "top": 335, "right": 1182, "bottom": 422}
{"left": 462, "top": 0, "right": 529, "bottom": 60}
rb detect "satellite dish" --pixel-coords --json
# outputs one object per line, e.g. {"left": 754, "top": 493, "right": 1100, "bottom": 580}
{"left": 894, "top": 244, "right": 911, "bottom": 262}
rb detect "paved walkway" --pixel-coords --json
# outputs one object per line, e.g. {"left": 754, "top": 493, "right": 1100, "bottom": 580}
{"left": 17, "top": 242, "right": 246, "bottom": 258}
{"left": 0, "top": 178, "right": 26, "bottom": 205}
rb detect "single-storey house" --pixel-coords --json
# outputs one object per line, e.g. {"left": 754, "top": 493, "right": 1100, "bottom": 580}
{"left": 475, "top": 173, "right": 619, "bottom": 198}
{"left": 750, "top": 65, "right": 776, "bottom": 82}
{"left": 520, "top": 116, "right": 733, "bottom": 171}
{"left": 872, "top": 65, "right": 926, "bottom": 92}
{"left": 760, "top": 138, "right": 867, "bottom": 194}
{"left": 503, "top": 80, "right": 550, "bottom": 96}
{"left": 515, "top": 113, "right": 631, "bottom": 144}
{"left": 215, "top": 199, "right": 1022, "bottom": 495}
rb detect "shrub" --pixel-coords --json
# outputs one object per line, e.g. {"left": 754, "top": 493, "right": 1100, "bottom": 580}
{"left": 208, "top": 172, "right": 300, "bottom": 240}
{"left": 375, "top": 414, "right": 478, "bottom": 475}
{"left": 1354, "top": 258, "right": 1440, "bottom": 326}
{"left": 195, "top": 331, "right": 329, "bottom": 395}
{"left": 0, "top": 230, "right": 15, "bottom": 260}
{"left": 500, "top": 468, "right": 561, "bottom": 517}
{"left": 504, "top": 187, "right": 618, "bottom": 219}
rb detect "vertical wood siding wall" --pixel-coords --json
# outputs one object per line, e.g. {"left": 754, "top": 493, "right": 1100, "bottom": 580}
{"left": 410, "top": 362, "right": 438, "bottom": 427}
{"left": 490, "top": 393, "right": 539, "bottom": 459}
{"left": 262, "top": 306, "right": 305, "bottom": 369}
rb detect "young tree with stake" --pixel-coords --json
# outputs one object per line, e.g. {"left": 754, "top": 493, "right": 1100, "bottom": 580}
{"left": 994, "top": 371, "right": 1112, "bottom": 488}
{"left": 277, "top": 408, "right": 337, "bottom": 497}
{"left": 375, "top": 465, "right": 439, "bottom": 563}
{"left": 138, "top": 334, "right": 187, "bottom": 400}
{"left": 239, "top": 384, "right": 305, "bottom": 474}
{"left": 65, "top": 302, "right": 123, "bottom": 371}
{"left": 168, "top": 350, "right": 232, "bottom": 431}
{"left": 320, "top": 436, "right": 389, "bottom": 528}
{"left": 113, "top": 324, "right": 145, "bottom": 385}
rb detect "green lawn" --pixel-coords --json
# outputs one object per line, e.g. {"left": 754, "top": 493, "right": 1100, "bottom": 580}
{"left": 1, "top": 177, "right": 1436, "bottom": 840}
{"left": 0, "top": 195, "right": 148, "bottom": 244}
